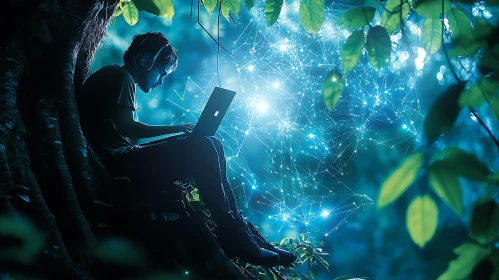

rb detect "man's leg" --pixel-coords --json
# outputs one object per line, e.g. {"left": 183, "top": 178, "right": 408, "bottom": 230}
{"left": 116, "top": 136, "right": 282, "bottom": 266}
{"left": 123, "top": 136, "right": 233, "bottom": 221}
{"left": 205, "top": 136, "right": 238, "bottom": 213}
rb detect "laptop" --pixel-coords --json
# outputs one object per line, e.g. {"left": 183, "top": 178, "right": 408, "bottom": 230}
{"left": 135, "top": 87, "right": 236, "bottom": 145}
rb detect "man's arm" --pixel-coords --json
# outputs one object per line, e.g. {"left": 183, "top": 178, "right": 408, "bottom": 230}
{"left": 112, "top": 107, "right": 187, "bottom": 138}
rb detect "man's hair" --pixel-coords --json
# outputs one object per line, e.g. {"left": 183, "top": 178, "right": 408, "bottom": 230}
{"left": 123, "top": 32, "right": 178, "bottom": 73}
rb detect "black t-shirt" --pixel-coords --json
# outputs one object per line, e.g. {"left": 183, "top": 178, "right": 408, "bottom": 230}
{"left": 77, "top": 64, "right": 137, "bottom": 157}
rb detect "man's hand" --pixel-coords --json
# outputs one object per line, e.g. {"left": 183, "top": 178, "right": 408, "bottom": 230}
{"left": 177, "top": 123, "right": 196, "bottom": 133}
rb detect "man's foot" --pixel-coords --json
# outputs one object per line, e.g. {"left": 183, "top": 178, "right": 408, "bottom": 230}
{"left": 214, "top": 212, "right": 280, "bottom": 266}
{"left": 241, "top": 215, "right": 297, "bottom": 266}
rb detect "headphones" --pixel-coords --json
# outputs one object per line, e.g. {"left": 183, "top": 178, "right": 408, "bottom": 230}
{"left": 133, "top": 37, "right": 169, "bottom": 71}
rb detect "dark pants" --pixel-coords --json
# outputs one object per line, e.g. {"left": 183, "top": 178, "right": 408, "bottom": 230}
{"left": 104, "top": 136, "right": 238, "bottom": 222}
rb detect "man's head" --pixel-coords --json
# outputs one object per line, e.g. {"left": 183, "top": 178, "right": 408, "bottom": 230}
{"left": 124, "top": 32, "right": 178, "bottom": 93}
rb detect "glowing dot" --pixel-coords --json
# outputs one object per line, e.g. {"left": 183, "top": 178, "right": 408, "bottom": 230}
{"left": 252, "top": 185, "right": 256, "bottom": 189}
{"left": 273, "top": 82, "right": 280, "bottom": 88}
{"left": 248, "top": 65, "right": 254, "bottom": 71}
{"left": 321, "top": 210, "right": 330, "bottom": 217}
{"left": 308, "top": 133, "right": 314, "bottom": 139}
{"left": 185, "top": 271, "right": 189, "bottom": 275}
{"left": 256, "top": 100, "right": 269, "bottom": 113}
{"left": 402, "top": 124, "right": 407, "bottom": 129}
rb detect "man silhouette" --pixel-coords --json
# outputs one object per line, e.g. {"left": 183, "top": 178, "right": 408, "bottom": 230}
{"left": 76, "top": 32, "right": 296, "bottom": 266}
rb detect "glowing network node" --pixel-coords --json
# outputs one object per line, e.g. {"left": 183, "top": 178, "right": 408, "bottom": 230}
{"left": 256, "top": 100, "right": 269, "bottom": 113}
{"left": 321, "top": 210, "right": 330, "bottom": 218}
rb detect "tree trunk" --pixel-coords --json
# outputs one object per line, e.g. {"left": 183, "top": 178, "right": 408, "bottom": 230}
{"left": 1, "top": 1, "right": 247, "bottom": 278}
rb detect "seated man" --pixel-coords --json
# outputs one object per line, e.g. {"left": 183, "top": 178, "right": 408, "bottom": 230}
{"left": 76, "top": 32, "right": 296, "bottom": 266}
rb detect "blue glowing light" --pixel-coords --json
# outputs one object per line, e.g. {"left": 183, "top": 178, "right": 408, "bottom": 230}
{"left": 321, "top": 210, "right": 330, "bottom": 218}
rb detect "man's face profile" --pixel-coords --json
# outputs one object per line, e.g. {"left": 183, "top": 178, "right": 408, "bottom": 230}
{"left": 137, "top": 61, "right": 170, "bottom": 93}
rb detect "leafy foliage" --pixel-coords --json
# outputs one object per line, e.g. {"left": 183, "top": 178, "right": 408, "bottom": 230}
{"left": 299, "top": 0, "right": 325, "bottom": 35}
{"left": 341, "top": 31, "right": 365, "bottom": 75}
{"left": 322, "top": 70, "right": 344, "bottom": 112}
{"left": 264, "top": 0, "right": 284, "bottom": 26}
{"left": 406, "top": 195, "right": 438, "bottom": 248}
{"left": 470, "top": 197, "right": 499, "bottom": 245}
{"left": 428, "top": 161, "right": 462, "bottom": 215}
{"left": 459, "top": 77, "right": 499, "bottom": 107}
{"left": 336, "top": 7, "right": 376, "bottom": 29}
{"left": 242, "top": 234, "right": 332, "bottom": 279}
{"left": 377, "top": 152, "right": 423, "bottom": 209}
{"left": 245, "top": 0, "right": 255, "bottom": 10}
{"left": 422, "top": 17, "right": 442, "bottom": 55}
{"left": 366, "top": 26, "right": 392, "bottom": 71}
{"left": 380, "top": 0, "right": 411, "bottom": 35}
{"left": 438, "top": 243, "right": 492, "bottom": 280}
{"left": 414, "top": 0, "right": 450, "bottom": 18}
{"left": 423, "top": 83, "right": 464, "bottom": 145}
{"left": 447, "top": 8, "right": 472, "bottom": 40}
{"left": 432, "top": 147, "right": 492, "bottom": 181}
{"left": 122, "top": 1, "right": 139, "bottom": 26}
{"left": 203, "top": 0, "right": 219, "bottom": 13}
{"left": 221, "top": 0, "right": 241, "bottom": 20}
{"left": 134, "top": 0, "right": 175, "bottom": 19}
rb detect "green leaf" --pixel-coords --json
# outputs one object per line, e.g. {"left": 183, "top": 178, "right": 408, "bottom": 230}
{"left": 203, "top": 0, "right": 219, "bottom": 13}
{"left": 299, "top": 0, "right": 325, "bottom": 35}
{"left": 280, "top": 237, "right": 293, "bottom": 246}
{"left": 422, "top": 17, "right": 442, "bottom": 54}
{"left": 415, "top": 0, "right": 451, "bottom": 18}
{"left": 406, "top": 195, "right": 438, "bottom": 248}
{"left": 264, "top": 0, "right": 283, "bottom": 26}
{"left": 337, "top": 7, "right": 376, "bottom": 29}
{"left": 448, "top": 37, "right": 486, "bottom": 57}
{"left": 428, "top": 161, "right": 462, "bottom": 216}
{"left": 366, "top": 26, "right": 392, "bottom": 71}
{"left": 448, "top": 8, "right": 472, "bottom": 40}
{"left": 381, "top": 0, "right": 412, "bottom": 35}
{"left": 433, "top": 147, "right": 492, "bottom": 181}
{"left": 221, "top": 0, "right": 241, "bottom": 21}
{"left": 245, "top": 0, "right": 255, "bottom": 10}
{"left": 135, "top": 0, "right": 174, "bottom": 19}
{"left": 449, "top": 19, "right": 493, "bottom": 57}
{"left": 437, "top": 243, "right": 492, "bottom": 280}
{"left": 122, "top": 1, "right": 139, "bottom": 26}
{"left": 322, "top": 70, "right": 344, "bottom": 112}
{"left": 423, "top": 83, "right": 464, "bottom": 145}
{"left": 341, "top": 31, "right": 365, "bottom": 75}
{"left": 459, "top": 77, "right": 499, "bottom": 107}
{"left": 470, "top": 197, "right": 499, "bottom": 245}
{"left": 377, "top": 152, "right": 424, "bottom": 209}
